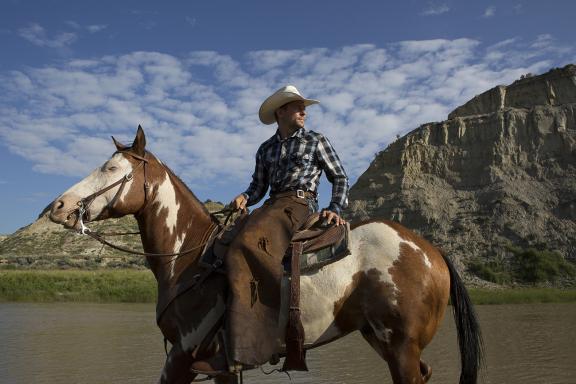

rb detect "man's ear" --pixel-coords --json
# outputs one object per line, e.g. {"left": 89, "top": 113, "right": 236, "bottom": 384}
{"left": 274, "top": 107, "right": 283, "bottom": 123}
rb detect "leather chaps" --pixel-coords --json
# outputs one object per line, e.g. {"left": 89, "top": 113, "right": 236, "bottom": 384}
{"left": 225, "top": 195, "right": 310, "bottom": 366}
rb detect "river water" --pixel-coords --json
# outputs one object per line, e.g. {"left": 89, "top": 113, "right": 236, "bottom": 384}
{"left": 0, "top": 302, "right": 574, "bottom": 383}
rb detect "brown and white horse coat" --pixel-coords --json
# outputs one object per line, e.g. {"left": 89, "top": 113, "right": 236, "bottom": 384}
{"left": 49, "top": 127, "right": 482, "bottom": 384}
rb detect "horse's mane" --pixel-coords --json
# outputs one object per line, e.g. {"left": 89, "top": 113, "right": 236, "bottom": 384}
{"left": 149, "top": 151, "right": 212, "bottom": 217}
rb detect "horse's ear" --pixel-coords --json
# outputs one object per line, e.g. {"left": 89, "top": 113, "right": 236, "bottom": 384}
{"left": 112, "top": 136, "right": 127, "bottom": 151}
{"left": 132, "top": 125, "right": 146, "bottom": 156}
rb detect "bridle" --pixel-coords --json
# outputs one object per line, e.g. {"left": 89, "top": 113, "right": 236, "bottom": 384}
{"left": 73, "top": 149, "right": 228, "bottom": 259}
{"left": 77, "top": 150, "right": 149, "bottom": 234}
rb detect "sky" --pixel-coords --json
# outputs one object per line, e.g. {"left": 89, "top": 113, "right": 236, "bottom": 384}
{"left": 0, "top": 0, "right": 574, "bottom": 234}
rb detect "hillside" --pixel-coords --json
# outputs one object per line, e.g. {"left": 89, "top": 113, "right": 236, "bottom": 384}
{"left": 0, "top": 200, "right": 224, "bottom": 269}
{"left": 346, "top": 64, "right": 576, "bottom": 284}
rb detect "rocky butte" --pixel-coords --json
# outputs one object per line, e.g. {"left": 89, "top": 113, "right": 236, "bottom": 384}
{"left": 347, "top": 64, "right": 576, "bottom": 280}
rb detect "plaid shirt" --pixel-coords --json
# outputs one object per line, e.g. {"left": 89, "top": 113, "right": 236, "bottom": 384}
{"left": 243, "top": 128, "right": 349, "bottom": 214}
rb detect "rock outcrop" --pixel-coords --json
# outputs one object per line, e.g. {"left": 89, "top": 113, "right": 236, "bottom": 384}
{"left": 347, "top": 65, "right": 576, "bottom": 271}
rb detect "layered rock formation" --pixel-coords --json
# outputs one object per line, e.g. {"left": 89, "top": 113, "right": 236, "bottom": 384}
{"left": 347, "top": 65, "right": 576, "bottom": 270}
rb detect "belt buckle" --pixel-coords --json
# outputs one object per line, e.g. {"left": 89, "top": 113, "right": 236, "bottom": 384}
{"left": 296, "top": 189, "right": 305, "bottom": 199}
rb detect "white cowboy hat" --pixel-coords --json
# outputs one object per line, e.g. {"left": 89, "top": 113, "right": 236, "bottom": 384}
{"left": 258, "top": 85, "right": 320, "bottom": 125}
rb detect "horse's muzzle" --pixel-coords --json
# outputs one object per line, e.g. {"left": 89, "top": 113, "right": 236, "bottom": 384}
{"left": 49, "top": 194, "right": 84, "bottom": 231}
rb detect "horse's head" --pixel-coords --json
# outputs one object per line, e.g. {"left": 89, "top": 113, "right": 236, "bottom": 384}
{"left": 50, "top": 126, "right": 152, "bottom": 231}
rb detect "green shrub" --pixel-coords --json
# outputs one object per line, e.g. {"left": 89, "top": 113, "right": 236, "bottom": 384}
{"left": 468, "top": 258, "right": 511, "bottom": 284}
{"left": 468, "top": 246, "right": 576, "bottom": 285}
{"left": 509, "top": 246, "right": 576, "bottom": 283}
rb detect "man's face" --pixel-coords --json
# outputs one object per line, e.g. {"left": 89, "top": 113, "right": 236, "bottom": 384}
{"left": 277, "top": 100, "right": 307, "bottom": 129}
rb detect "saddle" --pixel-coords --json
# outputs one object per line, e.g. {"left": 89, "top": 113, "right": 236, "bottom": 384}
{"left": 203, "top": 212, "right": 350, "bottom": 273}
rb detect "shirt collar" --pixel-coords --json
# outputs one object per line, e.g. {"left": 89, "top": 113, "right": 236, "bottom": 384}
{"left": 275, "top": 127, "right": 306, "bottom": 142}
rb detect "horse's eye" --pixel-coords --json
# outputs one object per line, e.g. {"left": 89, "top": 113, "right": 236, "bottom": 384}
{"left": 107, "top": 166, "right": 118, "bottom": 172}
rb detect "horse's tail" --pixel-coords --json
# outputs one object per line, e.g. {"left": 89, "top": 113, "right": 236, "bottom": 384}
{"left": 442, "top": 253, "right": 484, "bottom": 384}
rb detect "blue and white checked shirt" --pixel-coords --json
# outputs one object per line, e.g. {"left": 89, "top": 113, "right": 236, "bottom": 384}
{"left": 243, "top": 128, "right": 349, "bottom": 214}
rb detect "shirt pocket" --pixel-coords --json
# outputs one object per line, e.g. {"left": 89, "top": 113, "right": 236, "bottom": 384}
{"left": 290, "top": 151, "right": 312, "bottom": 171}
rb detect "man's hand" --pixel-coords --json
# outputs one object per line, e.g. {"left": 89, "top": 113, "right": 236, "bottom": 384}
{"left": 320, "top": 210, "right": 346, "bottom": 226}
{"left": 231, "top": 193, "right": 248, "bottom": 212}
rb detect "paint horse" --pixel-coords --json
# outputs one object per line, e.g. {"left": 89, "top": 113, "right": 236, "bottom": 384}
{"left": 49, "top": 127, "right": 482, "bottom": 384}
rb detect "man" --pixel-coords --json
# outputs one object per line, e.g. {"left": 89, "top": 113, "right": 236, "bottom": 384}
{"left": 226, "top": 85, "right": 349, "bottom": 371}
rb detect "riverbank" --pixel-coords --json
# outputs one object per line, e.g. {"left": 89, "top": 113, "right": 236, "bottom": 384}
{"left": 0, "top": 270, "right": 156, "bottom": 302}
{"left": 1, "top": 269, "right": 575, "bottom": 304}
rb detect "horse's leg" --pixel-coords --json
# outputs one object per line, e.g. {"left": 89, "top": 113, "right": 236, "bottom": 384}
{"left": 361, "top": 325, "right": 431, "bottom": 384}
{"left": 158, "top": 342, "right": 196, "bottom": 384}
{"left": 386, "top": 338, "right": 428, "bottom": 384}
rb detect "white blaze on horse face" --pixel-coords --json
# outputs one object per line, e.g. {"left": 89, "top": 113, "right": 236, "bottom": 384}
{"left": 299, "top": 222, "right": 403, "bottom": 345}
{"left": 155, "top": 173, "right": 180, "bottom": 236}
{"left": 58, "top": 153, "right": 134, "bottom": 219}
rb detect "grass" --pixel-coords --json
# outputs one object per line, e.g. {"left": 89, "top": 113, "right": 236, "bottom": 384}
{"left": 0, "top": 269, "right": 575, "bottom": 304}
{"left": 0, "top": 269, "right": 156, "bottom": 303}
{"left": 468, "top": 287, "right": 576, "bottom": 305}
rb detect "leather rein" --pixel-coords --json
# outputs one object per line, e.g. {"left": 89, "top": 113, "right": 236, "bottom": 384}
{"left": 74, "top": 150, "right": 227, "bottom": 259}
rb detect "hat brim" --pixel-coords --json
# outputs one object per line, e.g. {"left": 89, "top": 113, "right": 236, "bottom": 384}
{"left": 259, "top": 93, "right": 319, "bottom": 125}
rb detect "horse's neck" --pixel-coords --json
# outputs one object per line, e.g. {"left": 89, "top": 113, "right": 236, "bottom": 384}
{"left": 136, "top": 171, "right": 214, "bottom": 284}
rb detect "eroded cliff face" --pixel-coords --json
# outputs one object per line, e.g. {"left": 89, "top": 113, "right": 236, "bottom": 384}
{"left": 347, "top": 65, "right": 576, "bottom": 267}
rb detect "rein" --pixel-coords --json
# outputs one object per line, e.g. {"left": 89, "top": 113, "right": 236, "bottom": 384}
{"left": 83, "top": 224, "right": 220, "bottom": 258}
{"left": 80, "top": 208, "right": 237, "bottom": 258}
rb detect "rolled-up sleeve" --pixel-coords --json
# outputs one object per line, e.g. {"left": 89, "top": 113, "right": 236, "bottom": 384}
{"left": 316, "top": 135, "right": 349, "bottom": 214}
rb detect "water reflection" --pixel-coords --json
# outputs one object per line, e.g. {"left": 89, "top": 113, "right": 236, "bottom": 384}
{"left": 0, "top": 302, "right": 574, "bottom": 383}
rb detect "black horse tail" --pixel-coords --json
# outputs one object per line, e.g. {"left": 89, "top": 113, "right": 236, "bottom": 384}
{"left": 442, "top": 253, "right": 484, "bottom": 384}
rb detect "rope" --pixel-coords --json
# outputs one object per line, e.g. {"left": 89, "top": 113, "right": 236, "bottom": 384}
{"left": 96, "top": 231, "right": 140, "bottom": 236}
{"left": 260, "top": 365, "right": 291, "bottom": 378}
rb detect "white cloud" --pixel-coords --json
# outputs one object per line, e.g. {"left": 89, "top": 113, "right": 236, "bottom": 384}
{"left": 421, "top": 3, "right": 450, "bottom": 16}
{"left": 87, "top": 24, "right": 107, "bottom": 33}
{"left": 65, "top": 21, "right": 81, "bottom": 29}
{"left": 483, "top": 6, "right": 496, "bottom": 18}
{"left": 18, "top": 23, "right": 77, "bottom": 48}
{"left": 67, "top": 20, "right": 107, "bottom": 33}
{"left": 20, "top": 22, "right": 107, "bottom": 50}
{"left": 0, "top": 37, "right": 573, "bottom": 191}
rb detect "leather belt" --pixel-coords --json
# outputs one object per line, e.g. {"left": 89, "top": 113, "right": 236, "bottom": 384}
{"left": 270, "top": 189, "right": 316, "bottom": 199}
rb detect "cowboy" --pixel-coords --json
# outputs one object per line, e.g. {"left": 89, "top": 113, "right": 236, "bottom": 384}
{"left": 214, "top": 85, "right": 348, "bottom": 372}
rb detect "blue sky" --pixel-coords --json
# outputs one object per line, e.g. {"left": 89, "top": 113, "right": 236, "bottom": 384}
{"left": 0, "top": 0, "right": 575, "bottom": 234}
